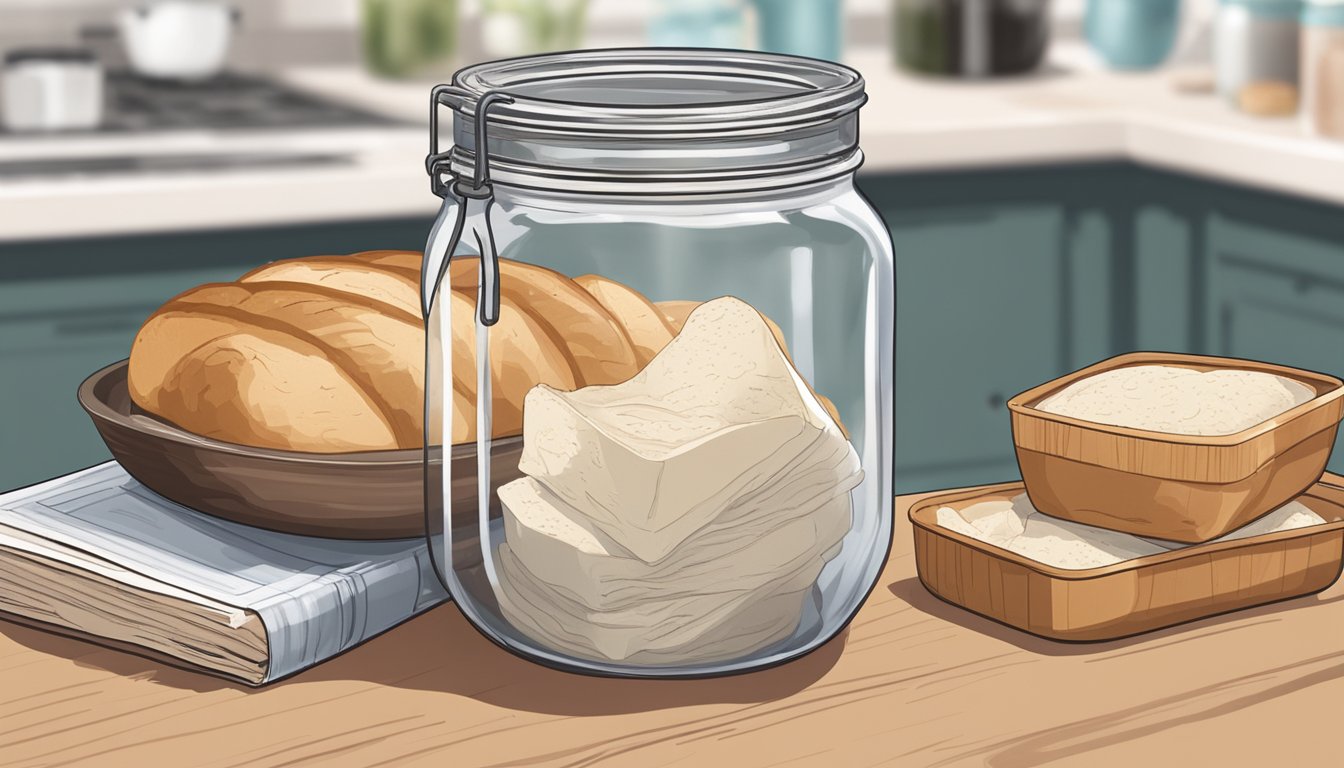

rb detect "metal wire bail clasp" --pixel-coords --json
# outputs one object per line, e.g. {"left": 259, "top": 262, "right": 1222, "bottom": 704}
{"left": 422, "top": 86, "right": 516, "bottom": 590}
{"left": 420, "top": 87, "right": 515, "bottom": 325}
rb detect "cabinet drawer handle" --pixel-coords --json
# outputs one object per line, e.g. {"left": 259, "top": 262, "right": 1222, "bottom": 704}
{"left": 987, "top": 392, "right": 1005, "bottom": 409}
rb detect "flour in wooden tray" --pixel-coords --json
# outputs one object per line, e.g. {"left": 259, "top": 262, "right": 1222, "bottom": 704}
{"left": 936, "top": 494, "right": 1327, "bottom": 570}
{"left": 1035, "top": 364, "right": 1315, "bottom": 435}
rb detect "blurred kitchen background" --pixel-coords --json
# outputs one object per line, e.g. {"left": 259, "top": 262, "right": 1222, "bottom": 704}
{"left": 3, "top": 0, "right": 1344, "bottom": 494}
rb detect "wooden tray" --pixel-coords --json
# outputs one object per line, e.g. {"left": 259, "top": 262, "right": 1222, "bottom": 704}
{"left": 78, "top": 360, "right": 524, "bottom": 540}
{"left": 1008, "top": 352, "right": 1344, "bottom": 543}
{"left": 910, "top": 479, "right": 1344, "bottom": 642}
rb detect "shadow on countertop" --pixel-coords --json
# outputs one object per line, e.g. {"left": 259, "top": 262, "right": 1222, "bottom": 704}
{"left": 887, "top": 575, "right": 1344, "bottom": 658}
{"left": 289, "top": 606, "right": 850, "bottom": 716}
{"left": 0, "top": 603, "right": 847, "bottom": 715}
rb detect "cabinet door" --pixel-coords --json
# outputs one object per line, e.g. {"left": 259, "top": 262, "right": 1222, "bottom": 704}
{"left": 0, "top": 216, "right": 436, "bottom": 491}
{"left": 1135, "top": 204, "right": 1202, "bottom": 351}
{"left": 0, "top": 267, "right": 254, "bottom": 490}
{"left": 1206, "top": 214, "right": 1344, "bottom": 476}
{"left": 862, "top": 166, "right": 1125, "bottom": 494}
{"left": 882, "top": 203, "right": 1069, "bottom": 493}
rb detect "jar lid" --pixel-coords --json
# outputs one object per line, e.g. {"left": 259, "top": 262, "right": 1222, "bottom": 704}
{"left": 449, "top": 48, "right": 864, "bottom": 136}
{"left": 438, "top": 48, "right": 868, "bottom": 196}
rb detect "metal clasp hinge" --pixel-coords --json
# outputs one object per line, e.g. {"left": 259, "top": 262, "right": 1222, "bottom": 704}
{"left": 426, "top": 85, "right": 514, "bottom": 199}
{"left": 421, "top": 87, "right": 515, "bottom": 327}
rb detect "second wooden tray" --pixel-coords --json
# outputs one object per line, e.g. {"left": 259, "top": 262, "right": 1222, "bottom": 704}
{"left": 910, "top": 478, "right": 1344, "bottom": 642}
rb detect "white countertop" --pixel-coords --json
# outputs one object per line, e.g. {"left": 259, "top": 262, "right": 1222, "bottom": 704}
{"left": 3, "top": 43, "right": 1344, "bottom": 243}
{"left": 850, "top": 46, "right": 1344, "bottom": 204}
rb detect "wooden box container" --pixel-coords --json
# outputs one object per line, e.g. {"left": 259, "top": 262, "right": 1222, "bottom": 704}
{"left": 1008, "top": 352, "right": 1344, "bottom": 543}
{"left": 910, "top": 480, "right": 1344, "bottom": 642}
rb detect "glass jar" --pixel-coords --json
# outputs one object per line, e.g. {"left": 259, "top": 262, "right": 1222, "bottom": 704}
{"left": 421, "top": 49, "right": 894, "bottom": 677}
{"left": 1302, "top": 0, "right": 1344, "bottom": 137}
{"left": 1215, "top": 0, "right": 1303, "bottom": 104}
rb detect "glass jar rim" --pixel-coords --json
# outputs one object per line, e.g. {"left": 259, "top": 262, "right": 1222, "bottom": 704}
{"left": 436, "top": 49, "right": 868, "bottom": 195}
{"left": 446, "top": 47, "right": 867, "bottom": 137}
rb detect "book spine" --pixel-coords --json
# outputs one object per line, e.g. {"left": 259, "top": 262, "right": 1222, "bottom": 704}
{"left": 255, "top": 548, "right": 448, "bottom": 683}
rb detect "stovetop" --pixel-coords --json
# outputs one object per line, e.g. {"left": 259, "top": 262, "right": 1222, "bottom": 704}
{"left": 0, "top": 71, "right": 415, "bottom": 179}
{"left": 4, "top": 71, "right": 409, "bottom": 135}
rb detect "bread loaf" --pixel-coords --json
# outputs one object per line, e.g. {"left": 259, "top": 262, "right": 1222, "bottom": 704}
{"left": 574, "top": 274, "right": 675, "bottom": 365}
{"left": 128, "top": 251, "right": 841, "bottom": 453}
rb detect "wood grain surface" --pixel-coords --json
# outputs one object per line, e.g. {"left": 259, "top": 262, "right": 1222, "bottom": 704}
{"left": 2, "top": 481, "right": 1342, "bottom": 767}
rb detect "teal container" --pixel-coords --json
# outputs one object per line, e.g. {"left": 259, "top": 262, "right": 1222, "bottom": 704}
{"left": 752, "top": 0, "right": 842, "bottom": 61}
{"left": 1086, "top": 0, "right": 1181, "bottom": 70}
{"left": 648, "top": 0, "right": 747, "bottom": 48}
{"left": 1304, "top": 0, "right": 1344, "bottom": 25}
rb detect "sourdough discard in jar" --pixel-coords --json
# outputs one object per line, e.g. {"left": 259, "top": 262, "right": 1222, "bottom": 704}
{"left": 421, "top": 49, "right": 894, "bottom": 677}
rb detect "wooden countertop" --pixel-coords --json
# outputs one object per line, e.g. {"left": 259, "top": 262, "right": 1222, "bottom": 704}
{"left": 2, "top": 484, "right": 1341, "bottom": 767}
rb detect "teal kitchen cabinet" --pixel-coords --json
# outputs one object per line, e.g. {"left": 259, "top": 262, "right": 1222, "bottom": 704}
{"left": 1203, "top": 209, "right": 1344, "bottom": 477}
{"left": 885, "top": 203, "right": 1061, "bottom": 492}
{"left": 0, "top": 217, "right": 434, "bottom": 491}
{"left": 864, "top": 162, "right": 1344, "bottom": 493}
{"left": 1123, "top": 168, "right": 1344, "bottom": 476}
{"left": 0, "top": 267, "right": 262, "bottom": 490}
{"left": 1134, "top": 203, "right": 1202, "bottom": 352}
{"left": 7, "top": 165, "right": 1344, "bottom": 495}
{"left": 860, "top": 166, "right": 1125, "bottom": 493}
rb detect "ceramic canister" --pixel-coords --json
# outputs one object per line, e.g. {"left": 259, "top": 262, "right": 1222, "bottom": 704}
{"left": 1216, "top": 0, "right": 1303, "bottom": 101}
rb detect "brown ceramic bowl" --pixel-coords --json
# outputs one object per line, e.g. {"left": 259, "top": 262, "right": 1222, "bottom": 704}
{"left": 1008, "top": 352, "right": 1344, "bottom": 543}
{"left": 78, "top": 360, "right": 523, "bottom": 540}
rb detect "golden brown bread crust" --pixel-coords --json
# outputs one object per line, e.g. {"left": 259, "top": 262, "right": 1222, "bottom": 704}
{"left": 239, "top": 257, "right": 420, "bottom": 317}
{"left": 574, "top": 274, "right": 675, "bottom": 366}
{"left": 131, "top": 297, "right": 412, "bottom": 450}
{"left": 449, "top": 258, "right": 641, "bottom": 386}
{"left": 446, "top": 287, "right": 579, "bottom": 438}
{"left": 128, "top": 307, "right": 240, "bottom": 409}
{"left": 360, "top": 250, "right": 424, "bottom": 274}
{"left": 159, "top": 330, "right": 398, "bottom": 452}
{"left": 163, "top": 283, "right": 423, "bottom": 445}
{"left": 131, "top": 252, "right": 642, "bottom": 453}
{"left": 133, "top": 252, "right": 429, "bottom": 452}
{"left": 129, "top": 251, "right": 846, "bottom": 453}
{"left": 656, "top": 300, "right": 700, "bottom": 332}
